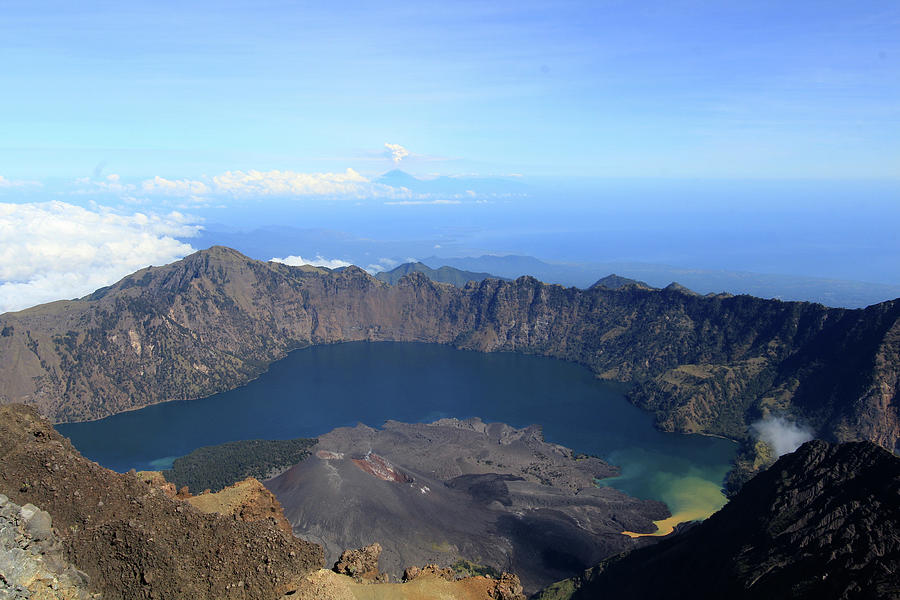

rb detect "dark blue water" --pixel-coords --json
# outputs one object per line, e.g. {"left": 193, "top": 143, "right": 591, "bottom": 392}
{"left": 58, "top": 342, "right": 736, "bottom": 515}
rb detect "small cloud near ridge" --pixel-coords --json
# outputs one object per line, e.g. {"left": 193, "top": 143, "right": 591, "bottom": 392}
{"left": 751, "top": 415, "right": 815, "bottom": 457}
{"left": 364, "top": 257, "right": 416, "bottom": 274}
{"left": 270, "top": 255, "right": 353, "bottom": 270}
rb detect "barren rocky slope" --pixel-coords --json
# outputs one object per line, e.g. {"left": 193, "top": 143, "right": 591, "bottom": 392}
{"left": 536, "top": 440, "right": 900, "bottom": 600}
{"left": 0, "top": 494, "right": 97, "bottom": 600}
{"left": 0, "top": 246, "right": 897, "bottom": 475}
{"left": 288, "top": 568, "right": 524, "bottom": 600}
{"left": 184, "top": 477, "right": 296, "bottom": 536}
{"left": 0, "top": 404, "right": 324, "bottom": 599}
{"left": 266, "top": 418, "right": 667, "bottom": 593}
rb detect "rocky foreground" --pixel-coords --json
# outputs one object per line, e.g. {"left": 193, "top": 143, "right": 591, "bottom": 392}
{"left": 1, "top": 403, "right": 898, "bottom": 599}
{"left": 0, "top": 404, "right": 530, "bottom": 599}
{"left": 0, "top": 404, "right": 324, "bottom": 599}
{"left": 0, "top": 494, "right": 96, "bottom": 600}
{"left": 0, "top": 246, "right": 897, "bottom": 482}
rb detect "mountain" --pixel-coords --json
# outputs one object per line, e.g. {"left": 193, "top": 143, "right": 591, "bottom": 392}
{"left": 422, "top": 255, "right": 566, "bottom": 282}
{"left": 265, "top": 418, "right": 666, "bottom": 594}
{"left": 536, "top": 440, "right": 900, "bottom": 600}
{"left": 374, "top": 261, "right": 507, "bottom": 287}
{"left": 422, "top": 255, "right": 900, "bottom": 309}
{"left": 0, "top": 246, "right": 897, "bottom": 480}
{"left": 376, "top": 169, "right": 424, "bottom": 188}
{"left": 179, "top": 225, "right": 900, "bottom": 308}
{"left": 589, "top": 274, "right": 653, "bottom": 291}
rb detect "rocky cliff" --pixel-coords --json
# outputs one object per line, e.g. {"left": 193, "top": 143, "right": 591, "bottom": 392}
{"left": 0, "top": 403, "right": 324, "bottom": 599}
{"left": 0, "top": 246, "right": 897, "bottom": 472}
{"left": 0, "top": 494, "right": 97, "bottom": 600}
{"left": 535, "top": 440, "right": 900, "bottom": 600}
{"left": 183, "top": 477, "right": 295, "bottom": 537}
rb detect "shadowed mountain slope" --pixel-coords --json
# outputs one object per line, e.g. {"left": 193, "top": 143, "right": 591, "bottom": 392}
{"left": 536, "top": 440, "right": 900, "bottom": 600}
{"left": 0, "top": 246, "right": 897, "bottom": 477}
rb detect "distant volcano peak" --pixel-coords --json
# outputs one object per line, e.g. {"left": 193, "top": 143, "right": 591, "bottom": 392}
{"left": 376, "top": 169, "right": 420, "bottom": 186}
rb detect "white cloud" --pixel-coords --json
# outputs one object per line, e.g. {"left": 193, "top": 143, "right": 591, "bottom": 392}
{"left": 142, "top": 175, "right": 210, "bottom": 196}
{"left": 384, "top": 143, "right": 409, "bottom": 164}
{"left": 269, "top": 255, "right": 352, "bottom": 270}
{"left": 94, "top": 174, "right": 136, "bottom": 194}
{"left": 0, "top": 201, "right": 200, "bottom": 314}
{"left": 71, "top": 174, "right": 139, "bottom": 197}
{"left": 0, "top": 175, "right": 41, "bottom": 188}
{"left": 74, "top": 167, "right": 486, "bottom": 203}
{"left": 364, "top": 257, "right": 417, "bottom": 273}
{"left": 211, "top": 168, "right": 370, "bottom": 197}
{"left": 271, "top": 254, "right": 419, "bottom": 274}
{"left": 751, "top": 415, "right": 815, "bottom": 457}
{"left": 135, "top": 168, "right": 398, "bottom": 200}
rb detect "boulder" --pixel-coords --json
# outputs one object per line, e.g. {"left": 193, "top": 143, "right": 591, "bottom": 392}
{"left": 402, "top": 564, "right": 455, "bottom": 582}
{"left": 333, "top": 543, "right": 383, "bottom": 582}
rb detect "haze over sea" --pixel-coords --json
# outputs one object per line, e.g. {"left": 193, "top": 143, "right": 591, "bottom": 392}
{"left": 59, "top": 342, "right": 737, "bottom": 534}
{"left": 190, "top": 177, "right": 900, "bottom": 285}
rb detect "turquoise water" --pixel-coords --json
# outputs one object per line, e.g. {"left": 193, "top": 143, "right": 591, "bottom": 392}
{"left": 58, "top": 341, "right": 736, "bottom": 518}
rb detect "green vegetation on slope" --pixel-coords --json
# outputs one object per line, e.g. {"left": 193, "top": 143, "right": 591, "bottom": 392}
{"left": 162, "top": 437, "right": 316, "bottom": 493}
{"left": 451, "top": 559, "right": 503, "bottom": 579}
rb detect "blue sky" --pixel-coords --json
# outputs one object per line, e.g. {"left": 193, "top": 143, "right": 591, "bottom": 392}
{"left": 3, "top": 0, "right": 899, "bottom": 178}
{"left": 1, "top": 1, "right": 899, "bottom": 312}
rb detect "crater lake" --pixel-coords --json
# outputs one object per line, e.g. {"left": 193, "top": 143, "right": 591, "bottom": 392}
{"left": 58, "top": 341, "right": 737, "bottom": 531}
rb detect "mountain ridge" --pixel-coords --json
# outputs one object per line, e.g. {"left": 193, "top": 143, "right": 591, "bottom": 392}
{"left": 0, "top": 246, "right": 897, "bottom": 480}
{"left": 374, "top": 261, "right": 507, "bottom": 287}
{"left": 421, "top": 254, "right": 900, "bottom": 308}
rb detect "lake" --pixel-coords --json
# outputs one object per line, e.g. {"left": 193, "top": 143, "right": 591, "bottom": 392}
{"left": 58, "top": 341, "right": 737, "bottom": 531}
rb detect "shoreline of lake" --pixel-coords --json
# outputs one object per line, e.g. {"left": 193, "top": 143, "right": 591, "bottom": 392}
{"left": 58, "top": 341, "right": 737, "bottom": 529}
